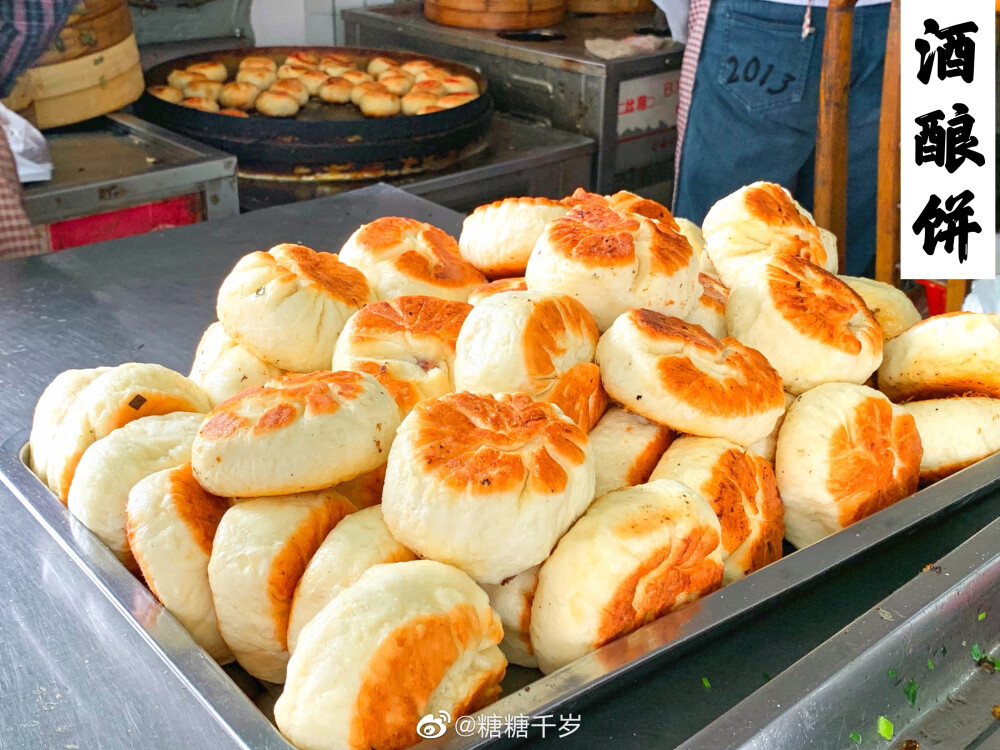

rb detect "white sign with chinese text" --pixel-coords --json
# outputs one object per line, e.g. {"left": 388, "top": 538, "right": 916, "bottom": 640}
{"left": 616, "top": 70, "right": 681, "bottom": 137}
{"left": 901, "top": 0, "right": 996, "bottom": 280}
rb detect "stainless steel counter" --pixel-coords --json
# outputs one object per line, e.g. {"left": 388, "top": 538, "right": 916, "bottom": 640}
{"left": 0, "top": 185, "right": 998, "bottom": 749}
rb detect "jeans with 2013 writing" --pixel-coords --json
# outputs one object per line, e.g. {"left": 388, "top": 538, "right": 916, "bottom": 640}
{"left": 674, "top": 0, "right": 890, "bottom": 277}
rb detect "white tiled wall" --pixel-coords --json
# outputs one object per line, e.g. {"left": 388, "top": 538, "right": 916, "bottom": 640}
{"left": 253, "top": 0, "right": 393, "bottom": 46}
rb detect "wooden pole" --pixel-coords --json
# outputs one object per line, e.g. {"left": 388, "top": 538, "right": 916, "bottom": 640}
{"left": 874, "top": 0, "right": 901, "bottom": 285}
{"left": 814, "top": 0, "right": 858, "bottom": 274}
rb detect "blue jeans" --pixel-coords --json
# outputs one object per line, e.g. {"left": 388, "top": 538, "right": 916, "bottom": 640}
{"left": 674, "top": 0, "right": 890, "bottom": 276}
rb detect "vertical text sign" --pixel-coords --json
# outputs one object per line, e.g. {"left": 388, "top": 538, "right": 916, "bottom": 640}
{"left": 901, "top": 0, "right": 995, "bottom": 280}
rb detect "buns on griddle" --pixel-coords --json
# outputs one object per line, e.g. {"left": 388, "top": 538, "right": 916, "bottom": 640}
{"left": 597, "top": 310, "right": 786, "bottom": 446}
{"left": 67, "top": 412, "right": 204, "bottom": 568}
{"left": 285, "top": 51, "right": 320, "bottom": 69}
{"left": 903, "top": 397, "right": 1000, "bottom": 485}
{"left": 453, "top": 291, "right": 606, "bottom": 432}
{"left": 381, "top": 391, "right": 595, "bottom": 584}
{"left": 254, "top": 90, "right": 299, "bottom": 117}
{"left": 237, "top": 66, "right": 277, "bottom": 90}
{"left": 147, "top": 85, "right": 183, "bottom": 104}
{"left": 186, "top": 60, "right": 228, "bottom": 82}
{"left": 191, "top": 371, "right": 400, "bottom": 498}
{"left": 240, "top": 56, "right": 278, "bottom": 73}
{"left": 318, "top": 77, "right": 352, "bottom": 104}
{"left": 530, "top": 480, "right": 723, "bottom": 673}
{"left": 588, "top": 405, "right": 673, "bottom": 497}
{"left": 878, "top": 313, "right": 1000, "bottom": 401}
{"left": 183, "top": 79, "right": 222, "bottom": 101}
{"left": 350, "top": 80, "right": 384, "bottom": 107}
{"left": 189, "top": 321, "right": 283, "bottom": 407}
{"left": 45, "top": 362, "right": 210, "bottom": 503}
{"left": 401, "top": 59, "right": 436, "bottom": 76}
{"left": 839, "top": 275, "right": 922, "bottom": 341}
{"left": 378, "top": 73, "right": 412, "bottom": 97}
{"left": 366, "top": 56, "right": 397, "bottom": 76}
{"left": 459, "top": 197, "right": 568, "bottom": 279}
{"left": 331, "top": 295, "right": 472, "bottom": 416}
{"left": 277, "top": 64, "right": 311, "bottom": 80}
{"left": 442, "top": 75, "right": 478, "bottom": 94}
{"left": 299, "top": 69, "right": 330, "bottom": 96}
{"left": 467, "top": 277, "right": 527, "bottom": 304}
{"left": 208, "top": 490, "right": 355, "bottom": 682}
{"left": 726, "top": 255, "right": 883, "bottom": 394}
{"left": 167, "top": 69, "right": 205, "bottom": 90}
{"left": 359, "top": 88, "right": 400, "bottom": 118}
{"left": 649, "top": 436, "right": 784, "bottom": 583}
{"left": 341, "top": 69, "right": 373, "bottom": 86}
{"left": 401, "top": 91, "right": 438, "bottom": 115}
{"left": 216, "top": 243, "right": 374, "bottom": 372}
{"left": 287, "top": 505, "right": 416, "bottom": 653}
{"left": 269, "top": 78, "right": 308, "bottom": 106}
{"left": 480, "top": 565, "right": 539, "bottom": 668}
{"left": 525, "top": 200, "right": 700, "bottom": 331}
{"left": 218, "top": 82, "right": 259, "bottom": 111}
{"left": 181, "top": 96, "right": 220, "bottom": 113}
{"left": 339, "top": 217, "right": 485, "bottom": 302}
{"left": 275, "top": 560, "right": 506, "bottom": 750}
{"left": 438, "top": 91, "right": 476, "bottom": 110}
{"left": 411, "top": 79, "right": 446, "bottom": 98}
{"left": 125, "top": 463, "right": 233, "bottom": 663}
{"left": 775, "top": 383, "right": 922, "bottom": 549}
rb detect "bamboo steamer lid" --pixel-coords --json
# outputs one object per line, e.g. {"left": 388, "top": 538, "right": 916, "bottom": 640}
{"left": 34, "top": 0, "right": 134, "bottom": 67}
{"left": 424, "top": 0, "right": 564, "bottom": 29}
{"left": 566, "top": 0, "right": 653, "bottom": 13}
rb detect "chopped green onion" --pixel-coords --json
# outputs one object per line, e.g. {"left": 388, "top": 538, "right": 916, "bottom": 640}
{"left": 849, "top": 731, "right": 862, "bottom": 743}
{"left": 904, "top": 679, "right": 918, "bottom": 707}
{"left": 702, "top": 677, "right": 711, "bottom": 690}
{"left": 979, "top": 611, "right": 987, "bottom": 621}
{"left": 877, "top": 716, "right": 894, "bottom": 740}
{"left": 927, "top": 659, "right": 935, "bottom": 671}
{"left": 992, "top": 657, "right": 1000, "bottom": 670}
{"left": 888, "top": 669, "right": 898, "bottom": 678}
{"left": 972, "top": 643, "right": 984, "bottom": 661}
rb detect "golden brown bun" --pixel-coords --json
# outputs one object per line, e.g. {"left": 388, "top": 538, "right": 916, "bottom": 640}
{"left": 240, "top": 56, "right": 277, "bottom": 72}
{"left": 400, "top": 59, "right": 436, "bottom": 75}
{"left": 318, "top": 77, "right": 352, "bottom": 104}
{"left": 411, "top": 79, "right": 446, "bottom": 97}
{"left": 903, "top": 397, "right": 1000, "bottom": 485}
{"left": 437, "top": 93, "right": 477, "bottom": 109}
{"left": 182, "top": 79, "right": 222, "bottom": 101}
{"left": 378, "top": 74, "right": 412, "bottom": 96}
{"left": 366, "top": 56, "right": 398, "bottom": 76}
{"left": 350, "top": 80, "right": 384, "bottom": 106}
{"left": 284, "top": 51, "right": 320, "bottom": 68}
{"left": 839, "top": 275, "right": 922, "bottom": 341}
{"left": 254, "top": 90, "right": 300, "bottom": 117}
{"left": 415, "top": 66, "right": 450, "bottom": 83}
{"left": 299, "top": 69, "right": 330, "bottom": 95}
{"left": 468, "top": 277, "right": 527, "bottom": 304}
{"left": 589, "top": 405, "right": 673, "bottom": 497}
{"left": 269, "top": 78, "right": 309, "bottom": 106}
{"left": 219, "top": 82, "right": 259, "bottom": 110}
{"left": 359, "top": 89, "right": 400, "bottom": 118}
{"left": 186, "top": 60, "right": 228, "bottom": 82}
{"left": 606, "top": 190, "right": 679, "bottom": 229}
{"left": 147, "top": 85, "right": 183, "bottom": 104}
{"left": 167, "top": 70, "right": 205, "bottom": 90}
{"left": 236, "top": 66, "right": 277, "bottom": 90}
{"left": 377, "top": 67, "right": 411, "bottom": 82}
{"left": 341, "top": 69, "right": 373, "bottom": 86}
{"left": 401, "top": 91, "right": 438, "bottom": 115}
{"left": 442, "top": 75, "right": 478, "bottom": 94}
{"left": 277, "top": 64, "right": 311, "bottom": 80}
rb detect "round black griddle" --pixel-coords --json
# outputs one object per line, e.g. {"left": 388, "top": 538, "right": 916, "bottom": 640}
{"left": 134, "top": 46, "right": 493, "bottom": 175}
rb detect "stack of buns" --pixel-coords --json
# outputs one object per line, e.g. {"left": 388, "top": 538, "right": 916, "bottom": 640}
{"left": 28, "top": 181, "right": 1000, "bottom": 750}
{"left": 150, "top": 51, "right": 481, "bottom": 120}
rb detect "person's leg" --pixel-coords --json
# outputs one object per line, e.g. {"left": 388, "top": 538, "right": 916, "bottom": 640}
{"left": 674, "top": 0, "right": 827, "bottom": 225}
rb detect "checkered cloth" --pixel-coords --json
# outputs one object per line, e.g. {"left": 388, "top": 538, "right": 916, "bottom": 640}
{"left": 0, "top": 125, "right": 43, "bottom": 260}
{"left": 672, "top": 0, "right": 712, "bottom": 210}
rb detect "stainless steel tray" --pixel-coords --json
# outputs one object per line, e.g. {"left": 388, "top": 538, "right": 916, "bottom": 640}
{"left": 678, "top": 508, "right": 1000, "bottom": 750}
{"left": 4, "top": 431, "right": 1000, "bottom": 749}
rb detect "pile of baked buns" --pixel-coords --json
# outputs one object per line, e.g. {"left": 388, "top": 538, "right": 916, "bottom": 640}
{"left": 146, "top": 51, "right": 481, "bottom": 119}
{"left": 28, "top": 182, "right": 1000, "bottom": 750}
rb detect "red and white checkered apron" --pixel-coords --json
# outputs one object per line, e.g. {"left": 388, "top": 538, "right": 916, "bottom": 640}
{"left": 672, "top": 0, "right": 713, "bottom": 210}
{"left": 0, "top": 123, "right": 43, "bottom": 261}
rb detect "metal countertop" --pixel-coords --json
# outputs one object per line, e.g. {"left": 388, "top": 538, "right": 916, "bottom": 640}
{"left": 0, "top": 185, "right": 998, "bottom": 749}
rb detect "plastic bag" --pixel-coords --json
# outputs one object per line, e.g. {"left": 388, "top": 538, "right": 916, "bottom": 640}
{"left": 961, "top": 235, "right": 1000, "bottom": 313}
{"left": 0, "top": 102, "right": 52, "bottom": 183}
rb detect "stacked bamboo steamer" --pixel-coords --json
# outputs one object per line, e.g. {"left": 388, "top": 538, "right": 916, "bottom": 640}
{"left": 424, "top": 0, "right": 565, "bottom": 30}
{"left": 3, "top": 0, "right": 144, "bottom": 129}
{"left": 565, "top": 0, "right": 653, "bottom": 13}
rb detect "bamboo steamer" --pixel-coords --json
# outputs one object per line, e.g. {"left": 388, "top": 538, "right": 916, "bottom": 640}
{"left": 34, "top": 0, "right": 134, "bottom": 67}
{"left": 566, "top": 0, "right": 653, "bottom": 13}
{"left": 17, "top": 34, "right": 145, "bottom": 130}
{"left": 424, "top": 0, "right": 564, "bottom": 29}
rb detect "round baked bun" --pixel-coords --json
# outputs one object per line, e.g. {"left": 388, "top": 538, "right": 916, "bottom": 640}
{"left": 186, "top": 60, "right": 228, "bottom": 82}
{"left": 401, "top": 90, "right": 437, "bottom": 115}
{"left": 331, "top": 295, "right": 472, "bottom": 416}
{"left": 167, "top": 69, "right": 205, "bottom": 91}
{"left": 125, "top": 464, "right": 233, "bottom": 662}
{"left": 683, "top": 273, "right": 728, "bottom": 338}
{"left": 437, "top": 92, "right": 477, "bottom": 109}
{"left": 285, "top": 51, "right": 320, "bottom": 68}
{"left": 182, "top": 79, "right": 222, "bottom": 101}
{"left": 181, "top": 97, "right": 220, "bottom": 113}
{"left": 192, "top": 371, "right": 401, "bottom": 498}
{"left": 649, "top": 436, "right": 783, "bottom": 583}
{"left": 237, "top": 66, "right": 277, "bottom": 90}
{"left": 411, "top": 79, "right": 446, "bottom": 98}
{"left": 298, "top": 69, "right": 329, "bottom": 95}
{"left": 382, "top": 392, "right": 595, "bottom": 584}
{"left": 605, "top": 190, "right": 678, "bottom": 228}
{"left": 216, "top": 243, "right": 375, "bottom": 372}
{"left": 67, "top": 412, "right": 204, "bottom": 568}
{"left": 401, "top": 59, "right": 436, "bottom": 76}
{"left": 415, "top": 66, "right": 449, "bottom": 83}
{"left": 878, "top": 313, "right": 1000, "bottom": 401}
{"left": 339, "top": 217, "right": 485, "bottom": 302}
{"left": 147, "top": 85, "right": 183, "bottom": 104}
{"left": 240, "top": 56, "right": 278, "bottom": 72}
{"left": 209, "top": 491, "right": 355, "bottom": 683}
{"left": 468, "top": 277, "right": 527, "bottom": 304}
{"left": 531, "top": 480, "right": 723, "bottom": 674}
{"left": 775, "top": 383, "right": 922, "bottom": 549}
{"left": 903, "top": 397, "right": 1000, "bottom": 485}
{"left": 277, "top": 65, "right": 311, "bottom": 81}
{"left": 270, "top": 78, "right": 309, "bottom": 106}
{"left": 453, "top": 291, "right": 607, "bottom": 432}
{"left": 597, "top": 310, "right": 786, "bottom": 446}
{"left": 29, "top": 367, "right": 113, "bottom": 486}
{"left": 218, "top": 82, "right": 258, "bottom": 110}
{"left": 287, "top": 506, "right": 416, "bottom": 653}
{"left": 589, "top": 406, "right": 673, "bottom": 497}
{"left": 359, "top": 89, "right": 400, "bottom": 118}
{"left": 701, "top": 181, "right": 836, "bottom": 287}
{"left": 746, "top": 391, "right": 796, "bottom": 463}
{"left": 525, "top": 201, "right": 700, "bottom": 331}
{"left": 459, "top": 197, "right": 569, "bottom": 279}
{"left": 320, "top": 56, "right": 355, "bottom": 77}
{"left": 480, "top": 566, "right": 539, "bottom": 668}
{"left": 366, "top": 56, "right": 397, "bottom": 76}
{"left": 318, "top": 76, "right": 352, "bottom": 103}
{"left": 726, "top": 255, "right": 883, "bottom": 394}
{"left": 839, "top": 276, "right": 922, "bottom": 341}
{"left": 254, "top": 90, "right": 299, "bottom": 117}
{"left": 275, "top": 560, "right": 506, "bottom": 750}
{"left": 45, "top": 363, "right": 210, "bottom": 502}
{"left": 189, "top": 322, "right": 284, "bottom": 407}
{"left": 350, "top": 80, "right": 384, "bottom": 106}
{"left": 379, "top": 73, "right": 412, "bottom": 96}
{"left": 442, "top": 75, "right": 478, "bottom": 94}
